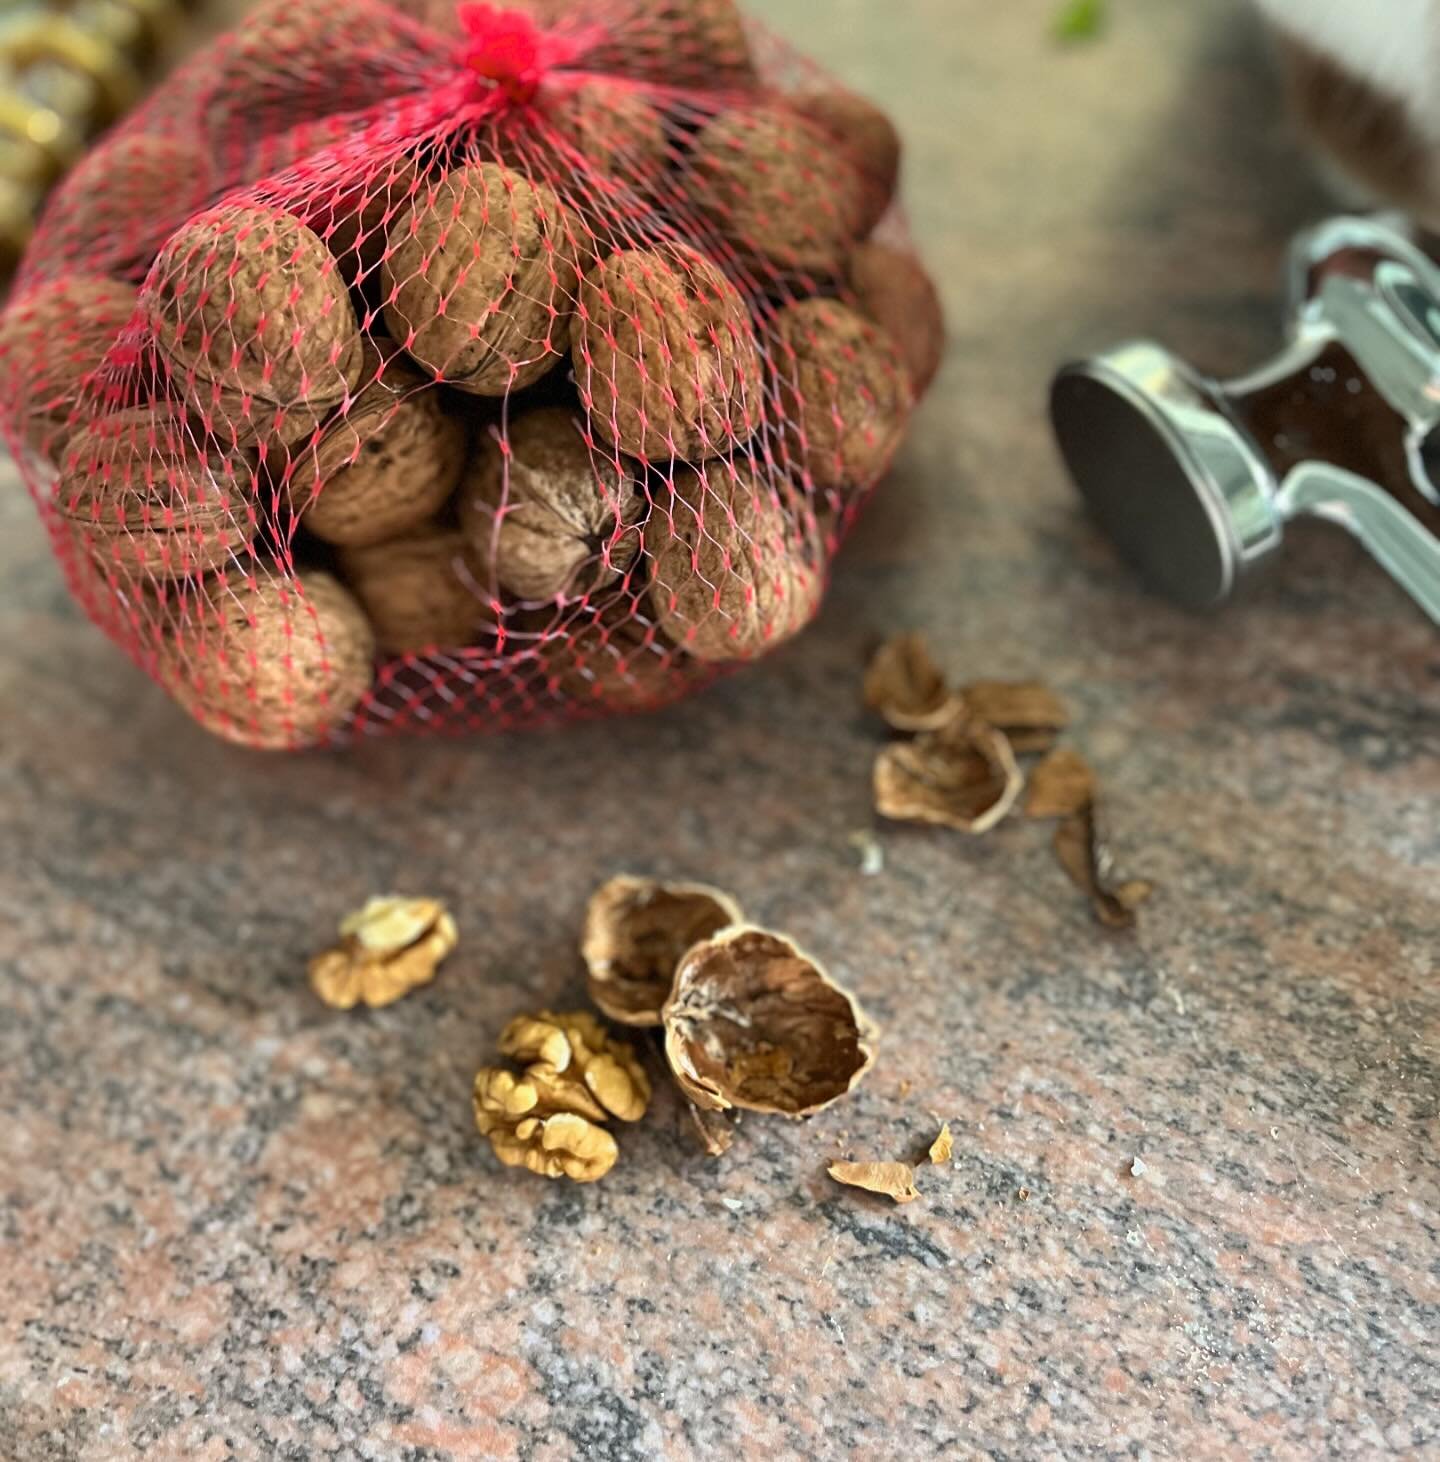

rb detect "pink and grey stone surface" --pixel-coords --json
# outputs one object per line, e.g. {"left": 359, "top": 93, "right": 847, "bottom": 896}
{"left": 1, "top": 2, "right": 1438, "bottom": 1458}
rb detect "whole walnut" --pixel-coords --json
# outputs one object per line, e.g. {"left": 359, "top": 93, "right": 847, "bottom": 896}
{"left": 287, "top": 345, "right": 467, "bottom": 548}
{"left": 771, "top": 298, "right": 911, "bottom": 492}
{"left": 57, "top": 405, "right": 253, "bottom": 580}
{"left": 690, "top": 105, "right": 868, "bottom": 277}
{"left": 458, "top": 408, "right": 643, "bottom": 602}
{"left": 339, "top": 525, "right": 493, "bottom": 655}
{"left": 644, "top": 460, "right": 821, "bottom": 661}
{"left": 40, "top": 133, "right": 212, "bottom": 279}
{"left": 146, "top": 204, "right": 364, "bottom": 449}
{"left": 382, "top": 162, "right": 578, "bottom": 396}
{"left": 572, "top": 245, "right": 761, "bottom": 462}
{"left": 0, "top": 275, "right": 140, "bottom": 461}
{"left": 163, "top": 569, "right": 375, "bottom": 750}
{"left": 513, "top": 0, "right": 755, "bottom": 86}
{"left": 504, "top": 78, "right": 668, "bottom": 194}
{"left": 791, "top": 88, "right": 901, "bottom": 236}
{"left": 848, "top": 242, "right": 945, "bottom": 397}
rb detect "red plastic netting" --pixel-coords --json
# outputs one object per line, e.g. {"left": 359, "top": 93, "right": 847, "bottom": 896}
{"left": 0, "top": 0, "right": 943, "bottom": 749}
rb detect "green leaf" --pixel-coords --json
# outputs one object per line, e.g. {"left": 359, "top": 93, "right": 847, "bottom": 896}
{"left": 1053, "top": 0, "right": 1106, "bottom": 43}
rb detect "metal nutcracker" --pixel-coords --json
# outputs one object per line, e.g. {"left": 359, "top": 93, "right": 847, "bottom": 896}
{"left": 1051, "top": 214, "right": 1440, "bottom": 626}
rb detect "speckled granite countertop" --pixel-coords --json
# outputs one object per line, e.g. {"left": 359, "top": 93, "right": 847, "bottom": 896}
{"left": 2, "top": 2, "right": 1438, "bottom": 1458}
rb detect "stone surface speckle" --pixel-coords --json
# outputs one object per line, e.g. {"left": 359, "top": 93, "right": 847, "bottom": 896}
{"left": 2, "top": 2, "right": 1439, "bottom": 1459}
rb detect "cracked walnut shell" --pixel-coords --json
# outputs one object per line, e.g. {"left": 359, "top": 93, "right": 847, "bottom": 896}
{"left": 581, "top": 874, "right": 744, "bottom": 1027}
{"left": 309, "top": 895, "right": 457, "bottom": 1009}
{"left": 573, "top": 244, "right": 761, "bottom": 462}
{"left": 458, "top": 408, "right": 643, "bottom": 603}
{"left": 382, "top": 162, "right": 578, "bottom": 396}
{"left": 662, "top": 926, "right": 877, "bottom": 1117}
{"left": 147, "top": 204, "right": 364, "bottom": 449}
{"left": 863, "top": 632, "right": 957, "bottom": 732}
{"left": 873, "top": 715, "right": 1022, "bottom": 834}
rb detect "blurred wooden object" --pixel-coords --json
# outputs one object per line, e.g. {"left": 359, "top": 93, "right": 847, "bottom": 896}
{"left": 0, "top": 1, "right": 203, "bottom": 285}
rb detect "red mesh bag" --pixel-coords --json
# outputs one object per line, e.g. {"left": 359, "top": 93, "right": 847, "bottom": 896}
{"left": 0, "top": 0, "right": 943, "bottom": 748}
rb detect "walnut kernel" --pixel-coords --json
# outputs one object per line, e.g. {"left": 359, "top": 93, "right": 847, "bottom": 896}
{"left": 308, "top": 895, "right": 457, "bottom": 1009}
{"left": 473, "top": 1070, "right": 619, "bottom": 1182}
{"left": 498, "top": 1009, "right": 651, "bottom": 1122}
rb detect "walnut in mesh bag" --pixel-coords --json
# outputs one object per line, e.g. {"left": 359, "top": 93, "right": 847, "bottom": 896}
{"left": 57, "top": 406, "right": 254, "bottom": 581}
{"left": 644, "top": 460, "right": 822, "bottom": 661}
{"left": 0, "top": 276, "right": 139, "bottom": 461}
{"left": 382, "top": 161, "right": 579, "bottom": 395}
{"left": 690, "top": 105, "right": 869, "bottom": 277}
{"left": 458, "top": 407, "right": 644, "bottom": 603}
{"left": 161, "top": 570, "right": 376, "bottom": 750}
{"left": 339, "top": 525, "right": 494, "bottom": 656}
{"left": 146, "top": 204, "right": 365, "bottom": 449}
{"left": 285, "top": 344, "right": 469, "bottom": 549}
{"left": 572, "top": 244, "right": 762, "bottom": 462}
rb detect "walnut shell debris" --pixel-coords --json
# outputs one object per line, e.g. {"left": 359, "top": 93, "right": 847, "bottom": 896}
{"left": 308, "top": 895, "right": 457, "bottom": 1009}
{"left": 581, "top": 874, "right": 744, "bottom": 1027}
{"left": 162, "top": 569, "right": 375, "bottom": 750}
{"left": 339, "top": 525, "right": 493, "bottom": 656}
{"left": 791, "top": 89, "right": 901, "bottom": 236}
{"left": 863, "top": 632, "right": 958, "bottom": 732}
{"left": 497, "top": 1009, "right": 651, "bottom": 1122}
{"left": 1053, "top": 799, "right": 1154, "bottom": 931}
{"left": 848, "top": 241, "right": 945, "bottom": 398}
{"left": 57, "top": 405, "right": 253, "bottom": 580}
{"left": 662, "top": 925, "right": 878, "bottom": 1117}
{"left": 0, "top": 275, "right": 140, "bottom": 460}
{"left": 772, "top": 298, "right": 911, "bottom": 494}
{"left": 288, "top": 346, "right": 468, "bottom": 548}
{"left": 961, "top": 681, "right": 1069, "bottom": 752}
{"left": 458, "top": 408, "right": 643, "bottom": 602}
{"left": 147, "top": 204, "right": 364, "bottom": 449}
{"left": 828, "top": 1160, "right": 919, "bottom": 1204}
{"left": 644, "top": 459, "right": 822, "bottom": 662}
{"left": 690, "top": 105, "right": 868, "bottom": 277}
{"left": 382, "top": 162, "right": 578, "bottom": 396}
{"left": 1024, "top": 746, "right": 1096, "bottom": 819}
{"left": 929, "top": 1123, "right": 953, "bottom": 1165}
{"left": 572, "top": 244, "right": 762, "bottom": 462}
{"left": 873, "top": 715, "right": 1021, "bottom": 834}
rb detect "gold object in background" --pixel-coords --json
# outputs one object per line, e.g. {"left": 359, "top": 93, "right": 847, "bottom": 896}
{"left": 0, "top": 1, "right": 199, "bottom": 285}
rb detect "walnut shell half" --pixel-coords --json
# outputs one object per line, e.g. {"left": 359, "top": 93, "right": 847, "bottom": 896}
{"left": 582, "top": 874, "right": 744, "bottom": 1026}
{"left": 662, "top": 925, "right": 878, "bottom": 1116}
